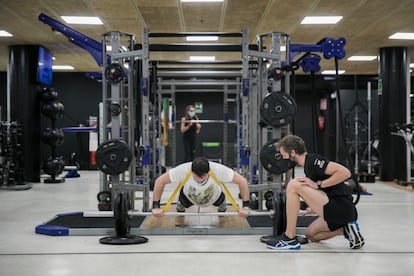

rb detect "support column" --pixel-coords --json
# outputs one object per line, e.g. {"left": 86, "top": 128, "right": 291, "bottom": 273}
{"left": 8, "top": 45, "right": 41, "bottom": 182}
{"left": 378, "top": 47, "right": 410, "bottom": 181}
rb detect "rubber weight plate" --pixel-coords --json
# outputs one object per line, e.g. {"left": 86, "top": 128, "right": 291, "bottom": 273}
{"left": 105, "top": 63, "right": 125, "bottom": 84}
{"left": 260, "top": 92, "right": 297, "bottom": 127}
{"left": 96, "top": 139, "right": 132, "bottom": 175}
{"left": 114, "top": 190, "right": 131, "bottom": 236}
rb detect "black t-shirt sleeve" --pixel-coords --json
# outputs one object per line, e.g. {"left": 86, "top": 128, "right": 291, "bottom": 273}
{"left": 305, "top": 153, "right": 351, "bottom": 197}
{"left": 304, "top": 153, "right": 330, "bottom": 181}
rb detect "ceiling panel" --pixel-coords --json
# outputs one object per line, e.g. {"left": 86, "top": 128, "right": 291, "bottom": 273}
{"left": 0, "top": 0, "right": 413, "bottom": 75}
{"left": 182, "top": 3, "right": 223, "bottom": 31}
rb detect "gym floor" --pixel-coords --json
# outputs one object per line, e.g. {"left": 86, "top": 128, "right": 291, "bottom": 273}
{"left": 0, "top": 170, "right": 413, "bottom": 276}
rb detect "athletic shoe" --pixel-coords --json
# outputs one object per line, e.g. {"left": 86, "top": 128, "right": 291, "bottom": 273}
{"left": 261, "top": 234, "right": 308, "bottom": 245}
{"left": 176, "top": 202, "right": 186, "bottom": 212}
{"left": 344, "top": 221, "right": 365, "bottom": 249}
{"left": 266, "top": 233, "right": 301, "bottom": 250}
{"left": 217, "top": 201, "right": 227, "bottom": 212}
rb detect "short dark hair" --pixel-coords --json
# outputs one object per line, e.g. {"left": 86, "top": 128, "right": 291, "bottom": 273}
{"left": 191, "top": 157, "right": 210, "bottom": 176}
{"left": 277, "top": 135, "right": 307, "bottom": 154}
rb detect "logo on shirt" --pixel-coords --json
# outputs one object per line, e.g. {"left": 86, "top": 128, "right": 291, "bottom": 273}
{"left": 314, "top": 158, "right": 325, "bottom": 169}
{"left": 187, "top": 184, "right": 215, "bottom": 205}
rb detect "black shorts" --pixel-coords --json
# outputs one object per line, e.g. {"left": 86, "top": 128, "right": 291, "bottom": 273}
{"left": 179, "top": 188, "right": 225, "bottom": 207}
{"left": 323, "top": 195, "right": 357, "bottom": 231}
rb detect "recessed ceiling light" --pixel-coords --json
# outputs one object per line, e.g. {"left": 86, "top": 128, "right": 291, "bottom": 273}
{"left": 348, "top": 56, "right": 377, "bottom": 61}
{"left": 389, "top": 32, "right": 414, "bottom": 40}
{"left": 189, "top": 56, "right": 216, "bottom": 61}
{"left": 181, "top": 0, "right": 223, "bottom": 2}
{"left": 61, "top": 16, "right": 103, "bottom": 25}
{"left": 186, "top": 36, "right": 218, "bottom": 41}
{"left": 301, "top": 16, "right": 343, "bottom": 24}
{"left": 0, "top": 30, "right": 13, "bottom": 37}
{"left": 321, "top": 70, "right": 346, "bottom": 75}
{"left": 53, "top": 65, "right": 75, "bottom": 70}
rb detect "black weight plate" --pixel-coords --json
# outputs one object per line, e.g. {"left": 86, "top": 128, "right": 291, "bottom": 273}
{"left": 260, "top": 138, "right": 283, "bottom": 175}
{"left": 96, "top": 139, "right": 132, "bottom": 175}
{"left": 97, "top": 191, "right": 111, "bottom": 203}
{"left": 105, "top": 63, "right": 125, "bottom": 84}
{"left": 114, "top": 190, "right": 130, "bottom": 236}
{"left": 260, "top": 138, "right": 294, "bottom": 175}
{"left": 273, "top": 191, "right": 284, "bottom": 236}
{"left": 260, "top": 92, "right": 297, "bottom": 127}
{"left": 280, "top": 191, "right": 287, "bottom": 232}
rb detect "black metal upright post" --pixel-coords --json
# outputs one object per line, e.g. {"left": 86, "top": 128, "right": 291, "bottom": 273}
{"left": 8, "top": 45, "right": 41, "bottom": 182}
{"left": 378, "top": 47, "right": 410, "bottom": 181}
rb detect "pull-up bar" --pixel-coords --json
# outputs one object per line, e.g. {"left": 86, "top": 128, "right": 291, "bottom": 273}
{"left": 149, "top": 32, "right": 243, "bottom": 38}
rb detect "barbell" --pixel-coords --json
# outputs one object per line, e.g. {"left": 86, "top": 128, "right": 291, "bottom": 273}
{"left": 85, "top": 210, "right": 279, "bottom": 217}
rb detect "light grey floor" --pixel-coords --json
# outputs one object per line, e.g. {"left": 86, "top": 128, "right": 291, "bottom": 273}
{"left": 1, "top": 170, "right": 413, "bottom": 276}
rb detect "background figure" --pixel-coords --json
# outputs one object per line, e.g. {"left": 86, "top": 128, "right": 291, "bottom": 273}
{"left": 181, "top": 105, "right": 201, "bottom": 162}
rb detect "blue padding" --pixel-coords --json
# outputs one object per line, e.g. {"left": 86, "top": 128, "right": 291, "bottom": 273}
{"left": 56, "top": 211, "right": 84, "bottom": 217}
{"left": 62, "top": 127, "right": 97, "bottom": 132}
{"left": 35, "top": 224, "right": 69, "bottom": 236}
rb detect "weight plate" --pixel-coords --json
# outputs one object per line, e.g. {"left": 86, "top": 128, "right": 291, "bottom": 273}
{"left": 96, "top": 139, "right": 132, "bottom": 175}
{"left": 114, "top": 190, "right": 130, "bottom": 236}
{"left": 260, "top": 92, "right": 297, "bottom": 127}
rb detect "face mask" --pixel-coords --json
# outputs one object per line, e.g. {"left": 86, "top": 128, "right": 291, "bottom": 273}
{"left": 277, "top": 159, "right": 296, "bottom": 174}
{"left": 188, "top": 111, "right": 195, "bottom": 117}
{"left": 273, "top": 152, "right": 296, "bottom": 174}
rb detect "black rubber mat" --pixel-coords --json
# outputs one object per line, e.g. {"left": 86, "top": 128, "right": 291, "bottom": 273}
{"left": 44, "top": 212, "right": 146, "bottom": 228}
{"left": 246, "top": 215, "right": 317, "bottom": 227}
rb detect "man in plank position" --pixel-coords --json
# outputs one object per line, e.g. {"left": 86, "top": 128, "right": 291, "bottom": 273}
{"left": 151, "top": 157, "right": 251, "bottom": 217}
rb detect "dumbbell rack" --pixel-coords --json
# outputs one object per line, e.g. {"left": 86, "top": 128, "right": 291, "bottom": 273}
{"left": 0, "top": 121, "right": 32, "bottom": 190}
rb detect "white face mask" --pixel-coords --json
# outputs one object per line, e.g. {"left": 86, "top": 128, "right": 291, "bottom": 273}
{"left": 188, "top": 111, "right": 195, "bottom": 117}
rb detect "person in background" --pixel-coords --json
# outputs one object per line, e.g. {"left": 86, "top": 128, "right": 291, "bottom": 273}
{"left": 181, "top": 105, "right": 201, "bottom": 162}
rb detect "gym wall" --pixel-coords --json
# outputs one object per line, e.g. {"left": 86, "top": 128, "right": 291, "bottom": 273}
{"left": 0, "top": 72, "right": 412, "bottom": 179}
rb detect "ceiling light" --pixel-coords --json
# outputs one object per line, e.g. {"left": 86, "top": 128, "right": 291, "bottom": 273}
{"left": 189, "top": 56, "right": 216, "bottom": 61}
{"left": 410, "top": 63, "right": 414, "bottom": 68}
{"left": 186, "top": 36, "right": 218, "bottom": 41}
{"left": 181, "top": 0, "right": 223, "bottom": 2}
{"left": 53, "top": 65, "right": 75, "bottom": 70}
{"left": 321, "top": 70, "right": 346, "bottom": 75}
{"left": 301, "top": 16, "right": 343, "bottom": 24}
{"left": 0, "top": 30, "right": 13, "bottom": 37}
{"left": 348, "top": 56, "right": 377, "bottom": 61}
{"left": 389, "top": 32, "right": 414, "bottom": 40}
{"left": 61, "top": 16, "right": 103, "bottom": 25}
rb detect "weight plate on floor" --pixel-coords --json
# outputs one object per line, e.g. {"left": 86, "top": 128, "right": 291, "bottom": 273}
{"left": 114, "top": 190, "right": 130, "bottom": 236}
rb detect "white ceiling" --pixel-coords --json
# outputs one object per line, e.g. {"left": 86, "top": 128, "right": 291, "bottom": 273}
{"left": 1, "top": 0, "right": 414, "bottom": 74}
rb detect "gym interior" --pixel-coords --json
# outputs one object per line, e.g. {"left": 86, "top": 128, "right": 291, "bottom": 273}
{"left": 0, "top": 1, "right": 413, "bottom": 275}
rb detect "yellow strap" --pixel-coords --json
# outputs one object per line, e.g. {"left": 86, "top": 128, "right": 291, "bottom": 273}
{"left": 209, "top": 171, "right": 240, "bottom": 212}
{"left": 162, "top": 171, "right": 192, "bottom": 212}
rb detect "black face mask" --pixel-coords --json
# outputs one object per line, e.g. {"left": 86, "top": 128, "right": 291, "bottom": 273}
{"left": 273, "top": 152, "right": 296, "bottom": 174}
